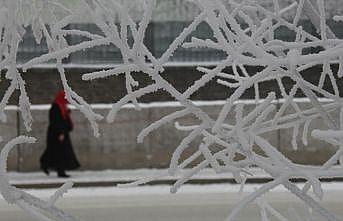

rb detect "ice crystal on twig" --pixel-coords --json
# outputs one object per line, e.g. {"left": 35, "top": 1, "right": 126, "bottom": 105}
{"left": 1, "top": 0, "right": 343, "bottom": 220}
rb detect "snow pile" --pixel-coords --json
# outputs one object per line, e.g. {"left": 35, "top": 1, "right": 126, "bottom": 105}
{"left": 1, "top": 0, "right": 343, "bottom": 221}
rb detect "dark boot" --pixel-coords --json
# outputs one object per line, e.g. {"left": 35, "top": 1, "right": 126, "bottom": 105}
{"left": 57, "top": 169, "right": 70, "bottom": 178}
{"left": 42, "top": 167, "right": 49, "bottom": 176}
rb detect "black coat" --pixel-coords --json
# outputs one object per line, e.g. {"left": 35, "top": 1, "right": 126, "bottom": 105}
{"left": 40, "top": 103, "right": 80, "bottom": 171}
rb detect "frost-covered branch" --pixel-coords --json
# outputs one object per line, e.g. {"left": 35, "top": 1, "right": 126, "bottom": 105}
{"left": 0, "top": 136, "right": 81, "bottom": 221}
{"left": 1, "top": 0, "right": 343, "bottom": 220}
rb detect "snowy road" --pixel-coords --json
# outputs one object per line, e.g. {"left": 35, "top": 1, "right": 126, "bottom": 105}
{"left": 1, "top": 183, "right": 343, "bottom": 221}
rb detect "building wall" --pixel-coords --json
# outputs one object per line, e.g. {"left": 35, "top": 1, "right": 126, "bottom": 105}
{"left": 57, "top": 0, "right": 343, "bottom": 23}
{"left": 3, "top": 64, "right": 341, "bottom": 105}
{"left": 17, "top": 18, "right": 343, "bottom": 65}
{"left": 0, "top": 63, "right": 342, "bottom": 171}
{"left": 1, "top": 1, "right": 342, "bottom": 171}
{"left": 0, "top": 100, "right": 338, "bottom": 172}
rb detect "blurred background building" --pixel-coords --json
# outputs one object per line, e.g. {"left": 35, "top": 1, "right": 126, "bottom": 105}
{"left": 15, "top": 0, "right": 343, "bottom": 64}
{"left": 1, "top": 0, "right": 343, "bottom": 171}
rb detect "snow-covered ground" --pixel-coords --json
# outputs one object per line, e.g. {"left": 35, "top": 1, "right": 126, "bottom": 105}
{"left": 1, "top": 183, "right": 343, "bottom": 221}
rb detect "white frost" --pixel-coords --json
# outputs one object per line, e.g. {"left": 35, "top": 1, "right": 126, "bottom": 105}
{"left": 0, "top": 0, "right": 343, "bottom": 221}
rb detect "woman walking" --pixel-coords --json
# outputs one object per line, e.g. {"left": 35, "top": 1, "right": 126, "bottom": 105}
{"left": 40, "top": 90, "right": 80, "bottom": 178}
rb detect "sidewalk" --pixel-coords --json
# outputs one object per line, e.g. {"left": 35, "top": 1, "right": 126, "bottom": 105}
{"left": 7, "top": 168, "right": 343, "bottom": 189}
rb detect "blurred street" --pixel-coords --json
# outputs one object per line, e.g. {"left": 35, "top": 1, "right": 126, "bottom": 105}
{"left": 1, "top": 183, "right": 343, "bottom": 221}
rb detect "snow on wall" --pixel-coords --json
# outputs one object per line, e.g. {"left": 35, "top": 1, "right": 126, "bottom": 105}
{"left": 0, "top": 0, "right": 343, "bottom": 221}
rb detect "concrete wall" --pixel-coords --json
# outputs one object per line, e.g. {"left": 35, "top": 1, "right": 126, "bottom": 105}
{"left": 2, "top": 64, "right": 341, "bottom": 105}
{"left": 0, "top": 100, "right": 339, "bottom": 172}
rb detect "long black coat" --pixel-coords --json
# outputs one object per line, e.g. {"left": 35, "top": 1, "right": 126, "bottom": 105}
{"left": 40, "top": 103, "right": 80, "bottom": 171}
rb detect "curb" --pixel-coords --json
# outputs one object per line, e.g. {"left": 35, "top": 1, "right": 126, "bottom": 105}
{"left": 12, "top": 177, "right": 343, "bottom": 189}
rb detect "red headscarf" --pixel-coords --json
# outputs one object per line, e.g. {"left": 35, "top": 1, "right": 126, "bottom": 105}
{"left": 53, "top": 90, "right": 69, "bottom": 120}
